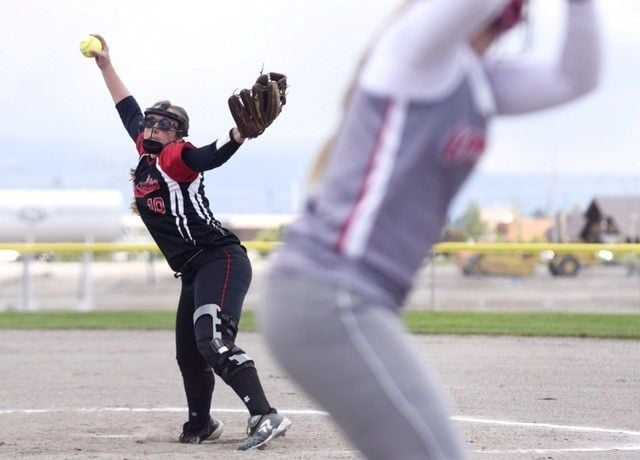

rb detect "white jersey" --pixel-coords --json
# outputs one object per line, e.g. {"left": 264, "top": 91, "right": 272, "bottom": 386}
{"left": 271, "top": 0, "right": 601, "bottom": 308}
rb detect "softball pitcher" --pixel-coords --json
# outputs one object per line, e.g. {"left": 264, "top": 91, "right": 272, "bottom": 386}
{"left": 89, "top": 35, "right": 290, "bottom": 451}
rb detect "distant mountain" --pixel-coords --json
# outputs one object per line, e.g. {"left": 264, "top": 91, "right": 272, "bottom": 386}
{"left": 452, "top": 172, "right": 640, "bottom": 219}
{"left": 5, "top": 139, "right": 639, "bottom": 220}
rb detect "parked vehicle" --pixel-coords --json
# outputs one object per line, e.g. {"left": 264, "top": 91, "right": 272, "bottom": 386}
{"left": 458, "top": 250, "right": 611, "bottom": 277}
{"left": 546, "top": 250, "right": 612, "bottom": 277}
{"left": 547, "top": 254, "right": 586, "bottom": 277}
{"left": 459, "top": 253, "right": 538, "bottom": 277}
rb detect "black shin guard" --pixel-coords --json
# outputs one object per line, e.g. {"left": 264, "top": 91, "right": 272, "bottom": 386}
{"left": 227, "top": 366, "right": 273, "bottom": 416}
{"left": 192, "top": 304, "right": 271, "bottom": 415}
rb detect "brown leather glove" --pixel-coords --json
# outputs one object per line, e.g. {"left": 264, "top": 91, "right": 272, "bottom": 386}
{"left": 228, "top": 72, "right": 287, "bottom": 139}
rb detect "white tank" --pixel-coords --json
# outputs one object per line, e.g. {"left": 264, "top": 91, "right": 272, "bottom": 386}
{"left": 0, "top": 189, "right": 125, "bottom": 242}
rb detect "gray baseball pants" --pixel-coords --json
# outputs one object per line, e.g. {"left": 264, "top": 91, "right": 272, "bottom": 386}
{"left": 258, "top": 274, "right": 467, "bottom": 460}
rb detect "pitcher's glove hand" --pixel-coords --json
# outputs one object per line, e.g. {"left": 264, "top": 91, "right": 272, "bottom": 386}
{"left": 228, "top": 72, "right": 287, "bottom": 139}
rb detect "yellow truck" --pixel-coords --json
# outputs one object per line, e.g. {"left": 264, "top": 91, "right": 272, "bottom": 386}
{"left": 459, "top": 253, "right": 538, "bottom": 277}
{"left": 547, "top": 252, "right": 600, "bottom": 277}
{"left": 459, "top": 251, "right": 600, "bottom": 277}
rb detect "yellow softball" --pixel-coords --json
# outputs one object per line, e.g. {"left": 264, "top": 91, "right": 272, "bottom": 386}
{"left": 79, "top": 35, "right": 102, "bottom": 58}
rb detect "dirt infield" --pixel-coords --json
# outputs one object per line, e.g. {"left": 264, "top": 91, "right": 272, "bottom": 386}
{"left": 1, "top": 330, "right": 638, "bottom": 459}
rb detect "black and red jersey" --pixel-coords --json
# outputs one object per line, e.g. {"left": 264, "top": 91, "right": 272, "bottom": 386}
{"left": 117, "top": 96, "right": 242, "bottom": 272}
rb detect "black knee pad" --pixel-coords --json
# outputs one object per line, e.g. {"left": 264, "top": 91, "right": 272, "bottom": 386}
{"left": 193, "top": 303, "right": 255, "bottom": 383}
{"left": 212, "top": 345, "right": 255, "bottom": 383}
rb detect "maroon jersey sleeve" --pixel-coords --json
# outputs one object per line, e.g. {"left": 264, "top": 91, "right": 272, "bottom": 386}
{"left": 157, "top": 142, "right": 199, "bottom": 183}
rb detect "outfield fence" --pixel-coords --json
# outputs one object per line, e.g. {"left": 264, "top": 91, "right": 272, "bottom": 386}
{"left": 0, "top": 242, "right": 639, "bottom": 312}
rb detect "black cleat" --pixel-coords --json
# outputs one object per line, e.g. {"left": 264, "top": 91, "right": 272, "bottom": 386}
{"left": 179, "top": 417, "right": 224, "bottom": 444}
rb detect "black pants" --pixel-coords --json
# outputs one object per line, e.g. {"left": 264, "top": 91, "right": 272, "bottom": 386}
{"left": 176, "top": 244, "right": 252, "bottom": 362}
{"left": 175, "top": 244, "right": 257, "bottom": 425}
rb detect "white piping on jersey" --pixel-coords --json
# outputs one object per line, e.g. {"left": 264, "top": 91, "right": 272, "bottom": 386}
{"left": 337, "top": 98, "right": 407, "bottom": 258}
{"left": 188, "top": 176, "right": 213, "bottom": 226}
{"left": 462, "top": 47, "right": 496, "bottom": 116}
{"left": 156, "top": 162, "right": 194, "bottom": 242}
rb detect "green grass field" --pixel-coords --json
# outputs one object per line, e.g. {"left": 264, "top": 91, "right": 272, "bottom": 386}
{"left": 0, "top": 310, "right": 638, "bottom": 339}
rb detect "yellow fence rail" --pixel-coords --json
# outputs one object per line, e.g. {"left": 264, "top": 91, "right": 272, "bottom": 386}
{"left": 432, "top": 242, "right": 640, "bottom": 256}
{"left": 0, "top": 241, "right": 279, "bottom": 255}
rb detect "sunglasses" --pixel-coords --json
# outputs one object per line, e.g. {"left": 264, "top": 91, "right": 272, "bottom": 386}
{"left": 139, "top": 116, "right": 178, "bottom": 132}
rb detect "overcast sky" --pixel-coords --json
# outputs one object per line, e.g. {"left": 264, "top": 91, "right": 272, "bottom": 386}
{"left": 1, "top": 1, "right": 638, "bottom": 200}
